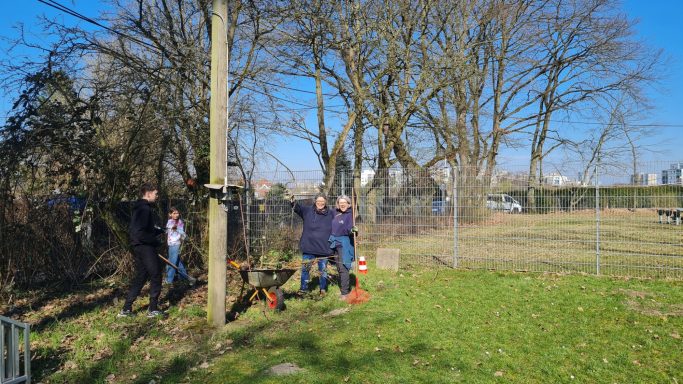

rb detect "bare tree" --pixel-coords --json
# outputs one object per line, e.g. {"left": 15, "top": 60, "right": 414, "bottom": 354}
{"left": 525, "top": 0, "right": 661, "bottom": 210}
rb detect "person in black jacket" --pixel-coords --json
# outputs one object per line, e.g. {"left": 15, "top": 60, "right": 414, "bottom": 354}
{"left": 118, "top": 183, "right": 166, "bottom": 318}
{"left": 291, "top": 193, "right": 334, "bottom": 295}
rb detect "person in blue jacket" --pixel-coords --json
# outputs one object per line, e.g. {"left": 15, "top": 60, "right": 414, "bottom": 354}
{"left": 291, "top": 193, "right": 334, "bottom": 295}
{"left": 329, "top": 195, "right": 357, "bottom": 299}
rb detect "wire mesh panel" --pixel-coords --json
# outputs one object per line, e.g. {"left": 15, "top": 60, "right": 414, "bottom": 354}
{"left": 455, "top": 161, "right": 683, "bottom": 278}
{"left": 354, "top": 168, "right": 456, "bottom": 269}
{"left": 227, "top": 170, "right": 320, "bottom": 267}
{"left": 594, "top": 162, "right": 683, "bottom": 278}
{"left": 230, "top": 167, "right": 456, "bottom": 269}
{"left": 455, "top": 164, "right": 600, "bottom": 274}
{"left": 232, "top": 160, "right": 682, "bottom": 278}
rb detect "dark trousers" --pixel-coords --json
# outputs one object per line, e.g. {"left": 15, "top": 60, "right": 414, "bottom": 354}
{"left": 123, "top": 244, "right": 162, "bottom": 311}
{"left": 334, "top": 247, "right": 351, "bottom": 295}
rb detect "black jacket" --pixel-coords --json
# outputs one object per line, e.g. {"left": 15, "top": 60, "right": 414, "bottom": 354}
{"left": 129, "top": 199, "right": 164, "bottom": 247}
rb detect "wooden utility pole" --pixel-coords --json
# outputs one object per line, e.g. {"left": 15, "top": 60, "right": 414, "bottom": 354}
{"left": 207, "top": 0, "right": 228, "bottom": 327}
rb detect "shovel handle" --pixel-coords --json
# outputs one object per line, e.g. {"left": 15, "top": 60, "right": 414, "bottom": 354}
{"left": 158, "top": 254, "right": 179, "bottom": 271}
{"left": 158, "top": 253, "right": 192, "bottom": 280}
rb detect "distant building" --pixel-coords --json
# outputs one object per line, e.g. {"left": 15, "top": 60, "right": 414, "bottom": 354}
{"left": 359, "top": 167, "right": 404, "bottom": 186}
{"left": 252, "top": 179, "right": 272, "bottom": 199}
{"left": 289, "top": 182, "right": 320, "bottom": 199}
{"left": 543, "top": 173, "right": 571, "bottom": 186}
{"left": 360, "top": 169, "right": 375, "bottom": 186}
{"left": 429, "top": 166, "right": 451, "bottom": 183}
{"left": 388, "top": 168, "right": 403, "bottom": 180}
{"left": 631, "top": 173, "right": 658, "bottom": 186}
{"left": 662, "top": 163, "right": 683, "bottom": 185}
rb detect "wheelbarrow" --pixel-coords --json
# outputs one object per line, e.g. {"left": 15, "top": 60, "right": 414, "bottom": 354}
{"left": 238, "top": 268, "right": 296, "bottom": 311}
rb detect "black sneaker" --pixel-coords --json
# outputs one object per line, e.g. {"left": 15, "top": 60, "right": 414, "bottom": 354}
{"left": 147, "top": 310, "right": 166, "bottom": 318}
{"left": 117, "top": 309, "right": 135, "bottom": 318}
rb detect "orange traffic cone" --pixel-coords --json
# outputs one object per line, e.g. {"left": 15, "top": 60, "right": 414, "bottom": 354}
{"left": 358, "top": 256, "right": 368, "bottom": 274}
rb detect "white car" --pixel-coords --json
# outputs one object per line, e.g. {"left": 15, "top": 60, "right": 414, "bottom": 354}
{"left": 486, "top": 194, "right": 522, "bottom": 213}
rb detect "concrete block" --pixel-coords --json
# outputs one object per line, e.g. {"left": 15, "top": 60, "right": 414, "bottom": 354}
{"left": 376, "top": 248, "right": 400, "bottom": 271}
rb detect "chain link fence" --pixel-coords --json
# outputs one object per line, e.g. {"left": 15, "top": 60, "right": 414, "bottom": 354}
{"left": 232, "top": 161, "right": 683, "bottom": 279}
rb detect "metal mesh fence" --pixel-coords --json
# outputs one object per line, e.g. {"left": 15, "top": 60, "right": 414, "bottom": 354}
{"left": 232, "top": 160, "right": 683, "bottom": 279}
{"left": 456, "top": 161, "right": 683, "bottom": 278}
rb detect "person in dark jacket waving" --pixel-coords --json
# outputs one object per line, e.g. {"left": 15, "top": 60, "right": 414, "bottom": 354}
{"left": 118, "top": 183, "right": 166, "bottom": 318}
{"left": 291, "top": 193, "right": 334, "bottom": 295}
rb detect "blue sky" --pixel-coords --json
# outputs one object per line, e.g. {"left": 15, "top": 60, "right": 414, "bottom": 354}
{"left": 0, "top": 1, "right": 109, "bottom": 118}
{"left": 493, "top": 0, "right": 683, "bottom": 171}
{"left": 613, "top": 0, "right": 683, "bottom": 161}
{"left": 1, "top": 0, "right": 681, "bottom": 172}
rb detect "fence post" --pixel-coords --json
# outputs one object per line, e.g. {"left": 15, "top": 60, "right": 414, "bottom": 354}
{"left": 595, "top": 162, "right": 601, "bottom": 275}
{"left": 1, "top": 322, "right": 5, "bottom": 380}
{"left": 452, "top": 165, "right": 459, "bottom": 268}
{"left": 24, "top": 323, "right": 31, "bottom": 384}
{"left": 13, "top": 323, "right": 19, "bottom": 380}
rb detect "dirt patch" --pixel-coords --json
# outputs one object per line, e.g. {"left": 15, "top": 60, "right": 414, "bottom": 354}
{"left": 625, "top": 299, "right": 683, "bottom": 317}
{"left": 616, "top": 288, "right": 683, "bottom": 317}
{"left": 617, "top": 288, "right": 651, "bottom": 299}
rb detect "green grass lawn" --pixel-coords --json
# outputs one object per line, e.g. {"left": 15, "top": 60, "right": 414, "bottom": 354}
{"left": 17, "top": 268, "right": 683, "bottom": 383}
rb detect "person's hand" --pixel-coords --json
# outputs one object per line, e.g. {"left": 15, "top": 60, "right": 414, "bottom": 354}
{"left": 351, "top": 226, "right": 359, "bottom": 235}
{"left": 172, "top": 225, "right": 177, "bottom": 231}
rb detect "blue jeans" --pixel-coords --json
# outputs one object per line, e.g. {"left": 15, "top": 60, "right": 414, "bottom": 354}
{"left": 166, "top": 244, "right": 189, "bottom": 283}
{"left": 300, "top": 253, "right": 328, "bottom": 292}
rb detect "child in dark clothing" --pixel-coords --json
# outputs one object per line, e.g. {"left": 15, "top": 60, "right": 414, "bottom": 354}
{"left": 119, "top": 183, "right": 166, "bottom": 318}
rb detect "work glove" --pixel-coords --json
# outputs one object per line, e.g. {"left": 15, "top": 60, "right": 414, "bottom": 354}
{"left": 351, "top": 226, "right": 359, "bottom": 235}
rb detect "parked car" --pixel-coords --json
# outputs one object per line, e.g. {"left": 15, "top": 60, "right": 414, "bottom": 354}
{"left": 486, "top": 193, "right": 522, "bottom": 213}
{"left": 432, "top": 199, "right": 446, "bottom": 215}
{"left": 47, "top": 195, "right": 86, "bottom": 213}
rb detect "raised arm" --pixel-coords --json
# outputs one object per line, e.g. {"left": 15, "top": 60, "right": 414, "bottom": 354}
{"left": 292, "top": 198, "right": 305, "bottom": 219}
